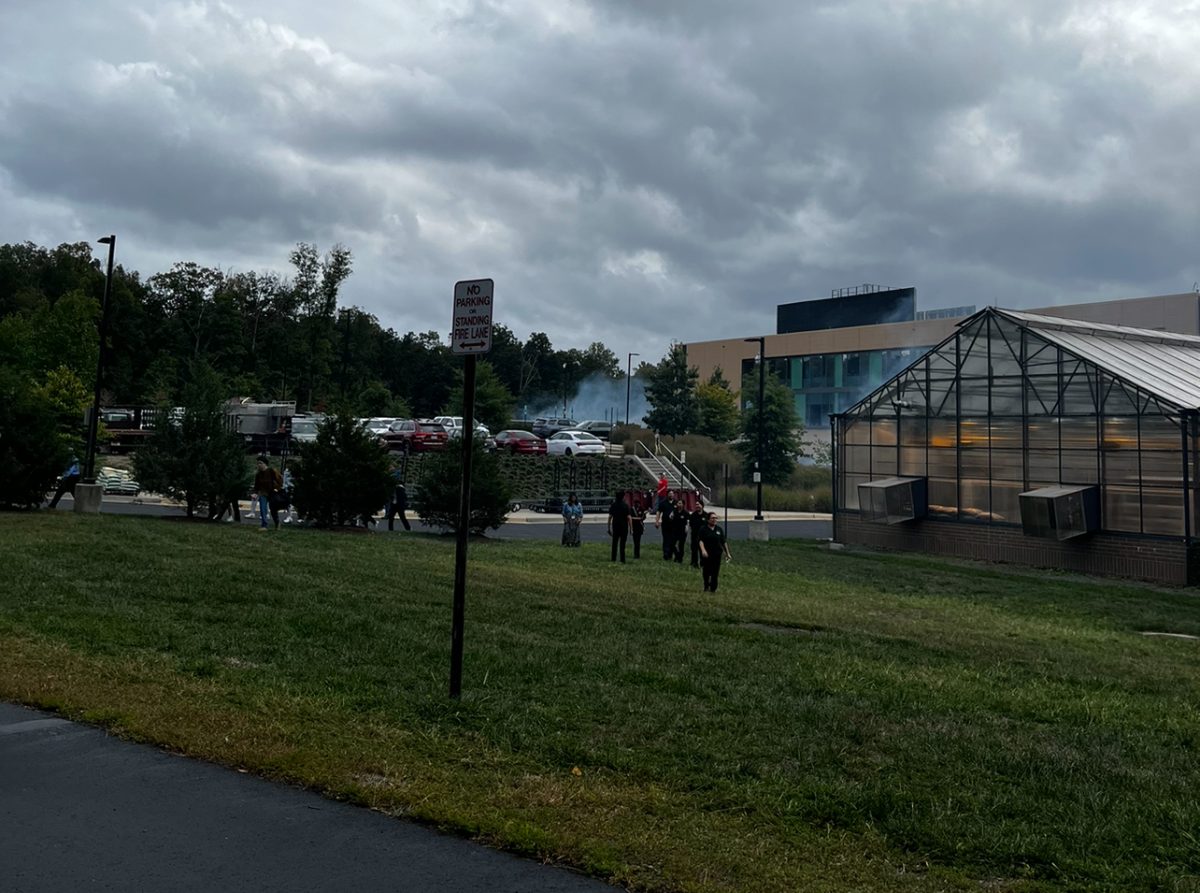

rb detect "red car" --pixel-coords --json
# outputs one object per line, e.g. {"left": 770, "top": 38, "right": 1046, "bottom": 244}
{"left": 383, "top": 419, "right": 449, "bottom": 453}
{"left": 494, "top": 430, "right": 547, "bottom": 454}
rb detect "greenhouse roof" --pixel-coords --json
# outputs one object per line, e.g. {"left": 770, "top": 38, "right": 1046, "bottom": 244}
{"left": 992, "top": 309, "right": 1200, "bottom": 411}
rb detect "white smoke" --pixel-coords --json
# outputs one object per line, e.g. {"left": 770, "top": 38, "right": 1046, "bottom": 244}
{"left": 518, "top": 374, "right": 648, "bottom": 424}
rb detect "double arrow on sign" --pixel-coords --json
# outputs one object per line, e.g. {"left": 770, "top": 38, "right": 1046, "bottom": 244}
{"left": 458, "top": 340, "right": 487, "bottom": 350}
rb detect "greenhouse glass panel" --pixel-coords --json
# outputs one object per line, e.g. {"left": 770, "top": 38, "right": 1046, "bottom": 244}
{"left": 1027, "top": 419, "right": 1059, "bottom": 450}
{"left": 844, "top": 445, "right": 871, "bottom": 473}
{"left": 1101, "top": 416, "right": 1138, "bottom": 451}
{"left": 1102, "top": 380, "right": 1139, "bottom": 417}
{"left": 1140, "top": 415, "right": 1181, "bottom": 451}
{"left": 929, "top": 417, "right": 957, "bottom": 448}
{"left": 959, "top": 419, "right": 988, "bottom": 449}
{"left": 959, "top": 378, "right": 989, "bottom": 414}
{"left": 872, "top": 418, "right": 898, "bottom": 446}
{"left": 989, "top": 417, "right": 1022, "bottom": 449}
{"left": 991, "top": 481, "right": 1022, "bottom": 523}
{"left": 1028, "top": 449, "right": 1059, "bottom": 481}
{"left": 1102, "top": 451, "right": 1140, "bottom": 485}
{"left": 1061, "top": 450, "right": 1099, "bottom": 485}
{"left": 991, "top": 377, "right": 1023, "bottom": 415}
{"left": 1062, "top": 375, "right": 1098, "bottom": 415}
{"left": 961, "top": 450, "right": 989, "bottom": 479}
{"left": 899, "top": 447, "right": 927, "bottom": 477}
{"left": 900, "top": 417, "right": 927, "bottom": 446}
{"left": 1140, "top": 451, "right": 1183, "bottom": 488}
{"left": 928, "top": 478, "right": 957, "bottom": 517}
{"left": 960, "top": 479, "right": 990, "bottom": 519}
{"left": 1142, "top": 489, "right": 1184, "bottom": 536}
{"left": 990, "top": 448, "right": 1024, "bottom": 481}
{"left": 844, "top": 420, "right": 870, "bottom": 445}
{"left": 1059, "top": 416, "right": 1098, "bottom": 449}
{"left": 871, "top": 447, "right": 898, "bottom": 476}
{"left": 927, "top": 448, "right": 956, "bottom": 480}
{"left": 1025, "top": 374, "right": 1059, "bottom": 415}
{"left": 1103, "top": 485, "right": 1141, "bottom": 533}
{"left": 843, "top": 474, "right": 867, "bottom": 510}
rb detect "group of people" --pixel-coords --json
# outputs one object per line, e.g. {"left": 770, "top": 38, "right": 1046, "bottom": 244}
{"left": 563, "top": 475, "right": 733, "bottom": 593}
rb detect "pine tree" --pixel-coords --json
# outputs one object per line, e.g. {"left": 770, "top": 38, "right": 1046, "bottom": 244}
{"left": 737, "top": 371, "right": 802, "bottom": 486}
{"left": 643, "top": 344, "right": 699, "bottom": 437}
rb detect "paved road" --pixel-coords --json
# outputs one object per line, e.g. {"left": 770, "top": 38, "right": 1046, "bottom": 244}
{"left": 48, "top": 499, "right": 833, "bottom": 541}
{"left": 0, "top": 702, "right": 612, "bottom": 892}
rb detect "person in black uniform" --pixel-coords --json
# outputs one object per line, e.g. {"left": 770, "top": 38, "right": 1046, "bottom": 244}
{"left": 607, "top": 490, "right": 631, "bottom": 563}
{"left": 655, "top": 495, "right": 675, "bottom": 560}
{"left": 667, "top": 497, "right": 688, "bottom": 563}
{"left": 630, "top": 498, "right": 647, "bottom": 559}
{"left": 687, "top": 499, "right": 707, "bottom": 568}
{"left": 698, "top": 512, "right": 732, "bottom": 592}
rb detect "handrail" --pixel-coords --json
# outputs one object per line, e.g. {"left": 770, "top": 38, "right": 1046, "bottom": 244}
{"left": 632, "top": 440, "right": 711, "bottom": 496}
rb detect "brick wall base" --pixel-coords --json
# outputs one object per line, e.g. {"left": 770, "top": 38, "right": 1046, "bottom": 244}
{"left": 835, "top": 513, "right": 1195, "bottom": 586}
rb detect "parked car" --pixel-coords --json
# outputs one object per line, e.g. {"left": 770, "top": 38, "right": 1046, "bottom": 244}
{"left": 432, "top": 416, "right": 496, "bottom": 450}
{"left": 574, "top": 420, "right": 614, "bottom": 440}
{"left": 383, "top": 419, "right": 449, "bottom": 452}
{"left": 494, "top": 430, "right": 547, "bottom": 454}
{"left": 290, "top": 414, "right": 325, "bottom": 445}
{"left": 545, "top": 430, "right": 607, "bottom": 457}
{"left": 531, "top": 417, "right": 578, "bottom": 438}
{"left": 362, "top": 417, "right": 398, "bottom": 436}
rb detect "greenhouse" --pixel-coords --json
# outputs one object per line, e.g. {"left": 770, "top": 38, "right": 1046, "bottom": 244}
{"left": 832, "top": 307, "right": 1200, "bottom": 584}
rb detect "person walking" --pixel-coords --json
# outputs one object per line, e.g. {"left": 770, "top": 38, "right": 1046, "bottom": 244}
{"left": 655, "top": 496, "right": 677, "bottom": 561}
{"left": 630, "top": 499, "right": 647, "bottom": 559}
{"left": 607, "top": 490, "right": 631, "bottom": 563}
{"left": 698, "top": 512, "right": 732, "bottom": 593}
{"left": 47, "top": 456, "right": 81, "bottom": 508}
{"left": 562, "top": 492, "right": 583, "bottom": 547}
{"left": 385, "top": 463, "right": 411, "bottom": 531}
{"left": 668, "top": 497, "right": 688, "bottom": 563}
{"left": 655, "top": 475, "right": 669, "bottom": 512}
{"left": 253, "top": 456, "right": 283, "bottom": 530}
{"left": 687, "top": 498, "right": 707, "bottom": 568}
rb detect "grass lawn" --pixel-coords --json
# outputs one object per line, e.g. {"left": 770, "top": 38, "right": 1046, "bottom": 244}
{"left": 2, "top": 513, "right": 1200, "bottom": 892}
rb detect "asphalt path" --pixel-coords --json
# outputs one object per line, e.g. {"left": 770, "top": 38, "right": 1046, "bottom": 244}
{"left": 48, "top": 499, "right": 833, "bottom": 541}
{"left": 0, "top": 702, "right": 613, "bottom": 892}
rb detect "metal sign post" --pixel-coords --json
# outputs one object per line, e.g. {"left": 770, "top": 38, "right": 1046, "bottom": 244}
{"left": 449, "top": 278, "right": 494, "bottom": 699}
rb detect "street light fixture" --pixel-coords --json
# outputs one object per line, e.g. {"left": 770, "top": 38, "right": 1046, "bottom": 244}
{"left": 625, "top": 352, "right": 640, "bottom": 426}
{"left": 744, "top": 336, "right": 766, "bottom": 522}
{"left": 83, "top": 234, "right": 116, "bottom": 484}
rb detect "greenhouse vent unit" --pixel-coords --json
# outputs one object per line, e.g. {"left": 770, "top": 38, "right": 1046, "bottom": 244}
{"left": 831, "top": 307, "right": 1200, "bottom": 585}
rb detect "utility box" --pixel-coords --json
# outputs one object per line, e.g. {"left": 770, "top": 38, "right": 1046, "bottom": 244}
{"left": 858, "top": 477, "right": 928, "bottom": 525}
{"left": 1019, "top": 486, "right": 1100, "bottom": 540}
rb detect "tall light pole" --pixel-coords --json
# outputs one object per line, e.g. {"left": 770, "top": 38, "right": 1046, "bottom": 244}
{"left": 744, "top": 336, "right": 766, "bottom": 521}
{"left": 83, "top": 235, "right": 116, "bottom": 484}
{"left": 625, "top": 352, "right": 639, "bottom": 426}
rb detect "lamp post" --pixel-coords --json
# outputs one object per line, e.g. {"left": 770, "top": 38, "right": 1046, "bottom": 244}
{"left": 625, "top": 352, "right": 639, "bottom": 426}
{"left": 83, "top": 234, "right": 116, "bottom": 484}
{"left": 744, "top": 336, "right": 766, "bottom": 522}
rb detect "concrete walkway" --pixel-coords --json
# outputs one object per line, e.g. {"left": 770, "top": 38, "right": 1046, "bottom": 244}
{"left": 0, "top": 702, "right": 614, "bottom": 892}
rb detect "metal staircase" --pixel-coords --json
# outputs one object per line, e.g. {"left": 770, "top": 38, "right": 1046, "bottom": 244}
{"left": 631, "top": 440, "right": 711, "bottom": 497}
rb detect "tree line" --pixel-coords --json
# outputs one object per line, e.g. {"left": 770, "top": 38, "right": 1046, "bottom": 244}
{"left": 0, "top": 239, "right": 804, "bottom": 507}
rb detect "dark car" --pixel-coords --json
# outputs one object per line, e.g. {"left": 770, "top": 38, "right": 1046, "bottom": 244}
{"left": 494, "top": 430, "right": 547, "bottom": 454}
{"left": 531, "top": 417, "right": 578, "bottom": 438}
{"left": 383, "top": 419, "right": 449, "bottom": 453}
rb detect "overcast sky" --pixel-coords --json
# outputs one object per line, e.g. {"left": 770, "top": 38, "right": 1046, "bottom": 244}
{"left": 2, "top": 1, "right": 1198, "bottom": 361}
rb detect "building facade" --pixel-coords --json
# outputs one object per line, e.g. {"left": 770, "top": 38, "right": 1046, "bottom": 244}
{"left": 685, "top": 291, "right": 1200, "bottom": 433}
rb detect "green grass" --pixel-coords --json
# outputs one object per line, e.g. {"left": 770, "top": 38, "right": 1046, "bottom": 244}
{"left": 2, "top": 513, "right": 1200, "bottom": 892}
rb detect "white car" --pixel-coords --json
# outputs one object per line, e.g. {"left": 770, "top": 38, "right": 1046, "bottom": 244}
{"left": 545, "top": 430, "right": 607, "bottom": 457}
{"left": 362, "top": 417, "right": 397, "bottom": 436}
{"left": 433, "top": 415, "right": 492, "bottom": 440}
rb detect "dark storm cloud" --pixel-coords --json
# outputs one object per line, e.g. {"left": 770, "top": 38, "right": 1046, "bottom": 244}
{"left": 0, "top": 0, "right": 1197, "bottom": 358}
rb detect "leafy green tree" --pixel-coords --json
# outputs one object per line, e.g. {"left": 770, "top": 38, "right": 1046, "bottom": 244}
{"left": 643, "top": 344, "right": 699, "bottom": 437}
{"left": 0, "top": 366, "right": 71, "bottom": 509}
{"left": 737, "top": 372, "right": 802, "bottom": 486}
{"left": 446, "top": 360, "right": 515, "bottom": 433}
{"left": 411, "top": 436, "right": 511, "bottom": 535}
{"left": 580, "top": 341, "right": 621, "bottom": 379}
{"left": 133, "top": 363, "right": 249, "bottom": 518}
{"left": 290, "top": 413, "right": 391, "bottom": 527}
{"left": 694, "top": 370, "right": 740, "bottom": 442}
